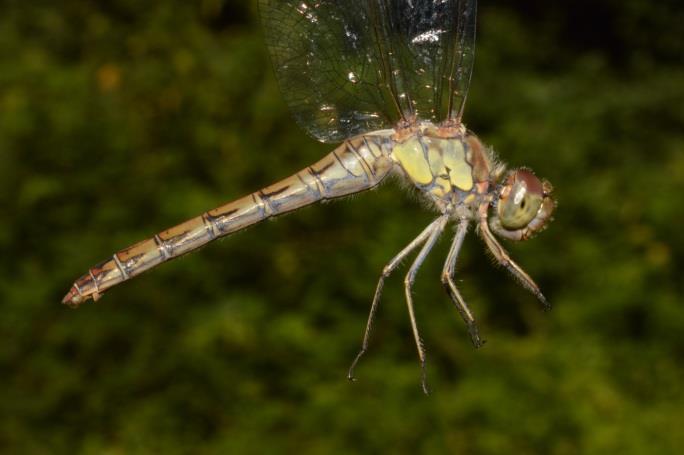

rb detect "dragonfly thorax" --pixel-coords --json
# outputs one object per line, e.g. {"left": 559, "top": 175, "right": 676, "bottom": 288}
{"left": 389, "top": 126, "right": 496, "bottom": 214}
{"left": 386, "top": 125, "right": 555, "bottom": 240}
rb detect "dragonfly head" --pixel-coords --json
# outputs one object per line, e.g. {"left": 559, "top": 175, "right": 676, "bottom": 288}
{"left": 490, "top": 169, "right": 555, "bottom": 241}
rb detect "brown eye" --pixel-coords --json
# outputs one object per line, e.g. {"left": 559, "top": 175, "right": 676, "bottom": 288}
{"left": 497, "top": 170, "right": 544, "bottom": 230}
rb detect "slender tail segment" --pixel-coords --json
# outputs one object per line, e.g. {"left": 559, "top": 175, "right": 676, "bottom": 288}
{"left": 62, "top": 134, "right": 394, "bottom": 307}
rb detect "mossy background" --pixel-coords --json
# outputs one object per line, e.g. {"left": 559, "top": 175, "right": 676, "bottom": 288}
{"left": 1, "top": 1, "right": 683, "bottom": 453}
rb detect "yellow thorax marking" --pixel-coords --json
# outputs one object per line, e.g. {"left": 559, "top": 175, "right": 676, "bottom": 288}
{"left": 392, "top": 137, "right": 433, "bottom": 185}
{"left": 393, "top": 135, "right": 474, "bottom": 197}
{"left": 440, "top": 138, "right": 473, "bottom": 192}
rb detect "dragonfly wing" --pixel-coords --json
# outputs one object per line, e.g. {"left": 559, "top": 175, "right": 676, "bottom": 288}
{"left": 259, "top": 0, "right": 477, "bottom": 143}
{"left": 395, "top": 0, "right": 477, "bottom": 124}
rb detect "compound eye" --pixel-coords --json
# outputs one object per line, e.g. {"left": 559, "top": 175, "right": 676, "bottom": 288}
{"left": 497, "top": 170, "right": 544, "bottom": 230}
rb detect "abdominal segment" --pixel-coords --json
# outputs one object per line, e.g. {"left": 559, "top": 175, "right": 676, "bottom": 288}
{"left": 63, "top": 133, "right": 394, "bottom": 306}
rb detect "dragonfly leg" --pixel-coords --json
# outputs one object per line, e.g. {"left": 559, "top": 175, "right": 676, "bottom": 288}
{"left": 478, "top": 215, "right": 550, "bottom": 310}
{"left": 347, "top": 216, "right": 446, "bottom": 384}
{"left": 403, "top": 215, "right": 448, "bottom": 395}
{"left": 441, "top": 219, "right": 486, "bottom": 349}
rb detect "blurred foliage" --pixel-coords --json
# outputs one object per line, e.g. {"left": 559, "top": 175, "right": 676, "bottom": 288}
{"left": 1, "top": 0, "right": 683, "bottom": 453}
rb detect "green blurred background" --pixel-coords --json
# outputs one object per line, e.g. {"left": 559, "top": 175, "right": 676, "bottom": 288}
{"left": 1, "top": 1, "right": 683, "bottom": 453}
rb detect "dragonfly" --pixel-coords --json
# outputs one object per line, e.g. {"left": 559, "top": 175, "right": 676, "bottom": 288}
{"left": 63, "top": 0, "right": 555, "bottom": 393}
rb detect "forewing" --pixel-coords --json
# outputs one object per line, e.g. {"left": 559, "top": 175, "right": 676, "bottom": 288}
{"left": 259, "top": 0, "right": 477, "bottom": 143}
{"left": 391, "top": 0, "right": 477, "bottom": 125}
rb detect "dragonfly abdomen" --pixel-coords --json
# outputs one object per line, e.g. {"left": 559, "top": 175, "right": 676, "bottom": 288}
{"left": 62, "top": 134, "right": 394, "bottom": 306}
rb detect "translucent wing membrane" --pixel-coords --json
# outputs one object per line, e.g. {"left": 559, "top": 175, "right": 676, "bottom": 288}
{"left": 259, "top": 0, "right": 477, "bottom": 143}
